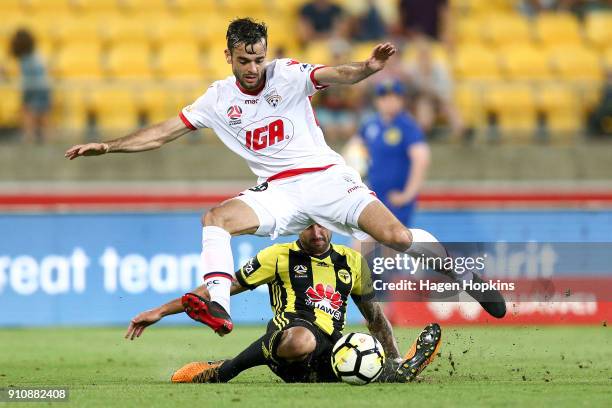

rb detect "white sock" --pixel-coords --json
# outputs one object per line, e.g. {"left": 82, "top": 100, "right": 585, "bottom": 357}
{"left": 406, "top": 229, "right": 474, "bottom": 281}
{"left": 406, "top": 228, "right": 448, "bottom": 259}
{"left": 201, "top": 226, "right": 234, "bottom": 315}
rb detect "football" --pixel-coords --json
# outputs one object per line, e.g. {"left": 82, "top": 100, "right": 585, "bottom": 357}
{"left": 331, "top": 332, "right": 386, "bottom": 385}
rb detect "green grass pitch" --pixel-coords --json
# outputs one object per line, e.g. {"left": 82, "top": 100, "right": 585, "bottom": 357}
{"left": 0, "top": 325, "right": 610, "bottom": 407}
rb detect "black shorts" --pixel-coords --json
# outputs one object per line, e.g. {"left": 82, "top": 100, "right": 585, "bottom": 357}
{"left": 265, "top": 318, "right": 339, "bottom": 383}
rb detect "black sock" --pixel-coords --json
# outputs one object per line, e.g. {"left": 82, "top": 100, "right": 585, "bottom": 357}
{"left": 217, "top": 329, "right": 283, "bottom": 382}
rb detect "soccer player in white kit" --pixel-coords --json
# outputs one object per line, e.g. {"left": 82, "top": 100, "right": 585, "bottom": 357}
{"left": 65, "top": 19, "right": 505, "bottom": 335}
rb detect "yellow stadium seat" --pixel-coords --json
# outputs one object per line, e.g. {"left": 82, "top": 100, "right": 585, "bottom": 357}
{"left": 28, "top": 0, "right": 74, "bottom": 14}
{"left": 501, "top": 45, "right": 551, "bottom": 81}
{"left": 89, "top": 87, "right": 139, "bottom": 131}
{"left": 0, "top": 0, "right": 24, "bottom": 13}
{"left": 534, "top": 12, "right": 582, "bottom": 47}
{"left": 455, "top": 17, "right": 484, "bottom": 45}
{"left": 119, "top": 0, "right": 169, "bottom": 13}
{"left": 454, "top": 83, "right": 485, "bottom": 127}
{"left": 485, "top": 84, "right": 537, "bottom": 135}
{"left": 584, "top": 12, "right": 612, "bottom": 50}
{"left": 273, "top": 0, "right": 310, "bottom": 15}
{"left": 54, "top": 87, "right": 89, "bottom": 132}
{"left": 222, "top": 0, "right": 267, "bottom": 15}
{"left": 453, "top": 45, "right": 501, "bottom": 81}
{"left": 351, "top": 42, "right": 378, "bottom": 63}
{"left": 267, "top": 19, "right": 300, "bottom": 57}
{"left": 173, "top": 0, "right": 221, "bottom": 14}
{"left": 191, "top": 14, "right": 234, "bottom": 45}
{"left": 548, "top": 46, "right": 603, "bottom": 82}
{"left": 77, "top": 0, "right": 120, "bottom": 15}
{"left": 452, "top": 0, "right": 514, "bottom": 16}
{"left": 157, "top": 43, "right": 203, "bottom": 80}
{"left": 53, "top": 42, "right": 103, "bottom": 80}
{"left": 537, "top": 85, "right": 582, "bottom": 135}
{"left": 151, "top": 19, "right": 197, "bottom": 46}
{"left": 203, "top": 45, "right": 233, "bottom": 79}
{"left": 52, "top": 18, "right": 102, "bottom": 47}
{"left": 484, "top": 14, "right": 532, "bottom": 47}
{"left": 0, "top": 86, "right": 21, "bottom": 127}
{"left": 303, "top": 41, "right": 333, "bottom": 65}
{"left": 103, "top": 18, "right": 151, "bottom": 47}
{"left": 106, "top": 43, "right": 153, "bottom": 80}
{"left": 138, "top": 87, "right": 173, "bottom": 124}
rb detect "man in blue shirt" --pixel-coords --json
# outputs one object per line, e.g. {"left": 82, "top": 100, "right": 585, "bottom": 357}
{"left": 357, "top": 80, "right": 430, "bottom": 227}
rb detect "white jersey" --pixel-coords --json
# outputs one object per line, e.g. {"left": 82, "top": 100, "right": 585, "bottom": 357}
{"left": 180, "top": 58, "right": 346, "bottom": 182}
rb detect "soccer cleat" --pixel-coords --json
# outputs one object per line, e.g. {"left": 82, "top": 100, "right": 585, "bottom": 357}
{"left": 464, "top": 273, "right": 507, "bottom": 318}
{"left": 182, "top": 292, "right": 233, "bottom": 335}
{"left": 171, "top": 360, "right": 225, "bottom": 383}
{"left": 396, "top": 323, "right": 442, "bottom": 382}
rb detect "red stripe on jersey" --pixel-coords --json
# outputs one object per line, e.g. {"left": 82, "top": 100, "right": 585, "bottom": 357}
{"left": 179, "top": 112, "right": 197, "bottom": 130}
{"left": 267, "top": 164, "right": 336, "bottom": 182}
{"left": 310, "top": 66, "right": 329, "bottom": 90}
{"left": 235, "top": 78, "right": 266, "bottom": 96}
{"left": 204, "top": 272, "right": 234, "bottom": 281}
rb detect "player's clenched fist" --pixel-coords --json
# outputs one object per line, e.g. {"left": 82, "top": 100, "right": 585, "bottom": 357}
{"left": 64, "top": 143, "right": 110, "bottom": 160}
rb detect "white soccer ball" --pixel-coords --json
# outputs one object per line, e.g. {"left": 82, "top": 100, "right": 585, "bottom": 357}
{"left": 331, "top": 332, "right": 385, "bottom": 385}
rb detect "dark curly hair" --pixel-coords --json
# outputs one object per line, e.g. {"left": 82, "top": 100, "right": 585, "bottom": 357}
{"left": 10, "top": 28, "right": 35, "bottom": 58}
{"left": 226, "top": 18, "right": 267, "bottom": 54}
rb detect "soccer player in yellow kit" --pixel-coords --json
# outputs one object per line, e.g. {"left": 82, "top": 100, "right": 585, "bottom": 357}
{"left": 126, "top": 224, "right": 441, "bottom": 383}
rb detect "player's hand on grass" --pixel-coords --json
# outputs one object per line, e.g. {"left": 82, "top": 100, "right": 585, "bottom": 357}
{"left": 125, "top": 309, "right": 163, "bottom": 340}
{"left": 64, "top": 143, "right": 109, "bottom": 160}
{"left": 366, "top": 42, "right": 397, "bottom": 73}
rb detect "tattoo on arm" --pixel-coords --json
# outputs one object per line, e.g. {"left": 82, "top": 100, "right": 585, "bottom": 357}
{"left": 357, "top": 300, "right": 401, "bottom": 360}
{"left": 332, "top": 62, "right": 375, "bottom": 84}
{"left": 230, "top": 279, "right": 247, "bottom": 296}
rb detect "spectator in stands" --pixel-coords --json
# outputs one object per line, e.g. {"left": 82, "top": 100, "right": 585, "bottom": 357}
{"left": 588, "top": 68, "right": 612, "bottom": 137}
{"left": 398, "top": 0, "right": 451, "bottom": 48}
{"left": 348, "top": 0, "right": 387, "bottom": 42}
{"left": 298, "top": 0, "right": 348, "bottom": 46}
{"left": 405, "top": 39, "right": 464, "bottom": 140}
{"left": 313, "top": 42, "right": 364, "bottom": 142}
{"left": 351, "top": 80, "right": 430, "bottom": 227}
{"left": 9, "top": 28, "right": 51, "bottom": 144}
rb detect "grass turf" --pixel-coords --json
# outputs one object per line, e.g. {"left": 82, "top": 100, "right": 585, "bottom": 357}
{"left": 0, "top": 325, "right": 610, "bottom": 407}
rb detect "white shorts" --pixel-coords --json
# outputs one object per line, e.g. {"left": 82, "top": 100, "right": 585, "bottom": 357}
{"left": 236, "top": 164, "right": 377, "bottom": 240}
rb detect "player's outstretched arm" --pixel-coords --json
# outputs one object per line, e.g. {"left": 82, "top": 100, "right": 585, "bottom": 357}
{"left": 312, "top": 42, "right": 396, "bottom": 86}
{"left": 356, "top": 299, "right": 401, "bottom": 360}
{"left": 124, "top": 280, "right": 247, "bottom": 340}
{"left": 65, "top": 116, "right": 192, "bottom": 160}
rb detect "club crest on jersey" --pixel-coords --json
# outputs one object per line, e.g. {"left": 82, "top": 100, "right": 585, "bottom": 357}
{"left": 293, "top": 264, "right": 308, "bottom": 275}
{"left": 227, "top": 105, "right": 243, "bottom": 125}
{"left": 264, "top": 89, "right": 282, "bottom": 108}
{"left": 337, "top": 269, "right": 351, "bottom": 284}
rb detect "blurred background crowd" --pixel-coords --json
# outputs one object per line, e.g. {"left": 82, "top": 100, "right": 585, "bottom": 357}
{"left": 1, "top": 0, "right": 612, "bottom": 145}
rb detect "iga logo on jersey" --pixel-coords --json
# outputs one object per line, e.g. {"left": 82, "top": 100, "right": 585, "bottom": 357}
{"left": 305, "top": 283, "right": 343, "bottom": 319}
{"left": 239, "top": 116, "right": 295, "bottom": 156}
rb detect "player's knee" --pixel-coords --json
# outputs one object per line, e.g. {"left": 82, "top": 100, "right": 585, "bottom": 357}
{"left": 277, "top": 327, "right": 316, "bottom": 362}
{"left": 202, "top": 206, "right": 228, "bottom": 228}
